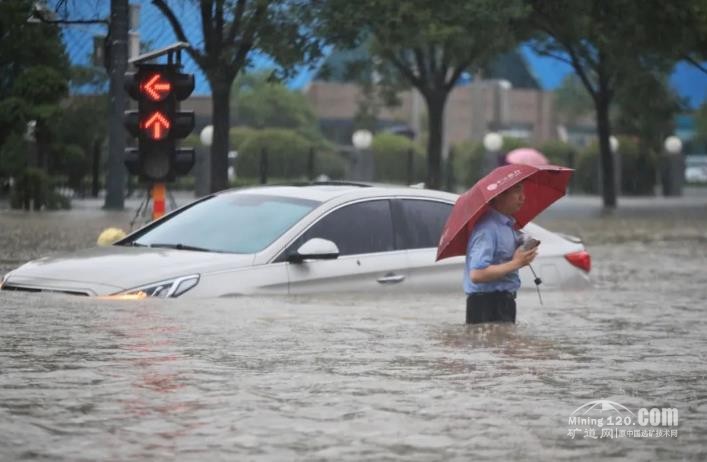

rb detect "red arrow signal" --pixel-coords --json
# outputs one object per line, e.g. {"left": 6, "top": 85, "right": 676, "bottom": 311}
{"left": 140, "top": 73, "right": 172, "bottom": 101}
{"left": 142, "top": 111, "right": 171, "bottom": 140}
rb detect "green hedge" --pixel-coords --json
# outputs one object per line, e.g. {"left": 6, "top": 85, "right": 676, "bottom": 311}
{"left": 10, "top": 168, "right": 71, "bottom": 210}
{"left": 235, "top": 128, "right": 345, "bottom": 180}
{"left": 371, "top": 133, "right": 426, "bottom": 184}
{"left": 538, "top": 140, "right": 576, "bottom": 167}
{"left": 452, "top": 141, "right": 485, "bottom": 188}
{"left": 574, "top": 137, "right": 657, "bottom": 195}
{"left": 449, "top": 135, "right": 658, "bottom": 195}
{"left": 618, "top": 138, "right": 657, "bottom": 195}
{"left": 574, "top": 148, "right": 600, "bottom": 194}
{"left": 451, "top": 138, "right": 543, "bottom": 189}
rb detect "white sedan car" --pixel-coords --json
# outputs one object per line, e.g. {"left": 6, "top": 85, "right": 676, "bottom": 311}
{"left": 1, "top": 183, "right": 591, "bottom": 298}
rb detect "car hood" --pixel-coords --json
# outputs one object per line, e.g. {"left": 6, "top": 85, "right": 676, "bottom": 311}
{"left": 4, "top": 245, "right": 255, "bottom": 296}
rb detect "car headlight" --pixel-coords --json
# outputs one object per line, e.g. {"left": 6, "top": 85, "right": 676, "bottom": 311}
{"left": 108, "top": 274, "right": 200, "bottom": 299}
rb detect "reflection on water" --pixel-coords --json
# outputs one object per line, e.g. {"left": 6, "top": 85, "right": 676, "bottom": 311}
{"left": 1, "top": 239, "right": 706, "bottom": 460}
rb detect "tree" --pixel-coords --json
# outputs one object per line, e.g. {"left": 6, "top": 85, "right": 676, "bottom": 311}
{"left": 153, "top": 0, "right": 322, "bottom": 193}
{"left": 528, "top": 0, "right": 706, "bottom": 208}
{"left": 0, "top": 0, "right": 69, "bottom": 151}
{"left": 553, "top": 74, "right": 593, "bottom": 126}
{"left": 614, "top": 71, "right": 684, "bottom": 155}
{"left": 313, "top": 0, "right": 528, "bottom": 190}
{"left": 231, "top": 71, "right": 319, "bottom": 138}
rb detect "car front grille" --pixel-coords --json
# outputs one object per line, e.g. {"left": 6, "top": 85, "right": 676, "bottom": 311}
{"left": 1, "top": 284, "right": 90, "bottom": 297}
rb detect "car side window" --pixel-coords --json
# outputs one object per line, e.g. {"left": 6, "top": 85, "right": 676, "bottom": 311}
{"left": 286, "top": 200, "right": 395, "bottom": 257}
{"left": 398, "top": 199, "right": 452, "bottom": 249}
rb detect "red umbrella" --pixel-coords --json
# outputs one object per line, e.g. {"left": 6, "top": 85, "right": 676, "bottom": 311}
{"left": 436, "top": 164, "right": 573, "bottom": 261}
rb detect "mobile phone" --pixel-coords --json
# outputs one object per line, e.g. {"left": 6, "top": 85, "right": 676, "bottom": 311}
{"left": 523, "top": 237, "right": 541, "bottom": 250}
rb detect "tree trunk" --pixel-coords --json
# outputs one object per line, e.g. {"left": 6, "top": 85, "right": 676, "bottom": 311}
{"left": 424, "top": 92, "right": 447, "bottom": 190}
{"left": 595, "top": 92, "right": 617, "bottom": 209}
{"left": 209, "top": 76, "right": 232, "bottom": 193}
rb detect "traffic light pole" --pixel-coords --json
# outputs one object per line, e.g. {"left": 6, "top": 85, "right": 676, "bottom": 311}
{"left": 122, "top": 43, "right": 194, "bottom": 223}
{"left": 151, "top": 183, "right": 166, "bottom": 220}
{"left": 105, "top": 0, "right": 129, "bottom": 210}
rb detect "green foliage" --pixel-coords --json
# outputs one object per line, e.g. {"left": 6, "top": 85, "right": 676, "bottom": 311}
{"left": 452, "top": 137, "right": 579, "bottom": 188}
{"left": 231, "top": 72, "right": 320, "bottom": 138}
{"left": 538, "top": 140, "right": 576, "bottom": 167}
{"left": 451, "top": 135, "right": 653, "bottom": 196}
{"left": 0, "top": 0, "right": 68, "bottom": 149}
{"left": 616, "top": 137, "right": 658, "bottom": 196}
{"left": 499, "top": 137, "right": 530, "bottom": 153}
{"left": 314, "top": 0, "right": 529, "bottom": 189}
{"left": 554, "top": 74, "right": 594, "bottom": 124}
{"left": 229, "top": 126, "right": 258, "bottom": 150}
{"left": 529, "top": 1, "right": 679, "bottom": 94}
{"left": 0, "top": 0, "right": 69, "bottom": 99}
{"left": 370, "top": 133, "right": 425, "bottom": 183}
{"left": 153, "top": 0, "right": 324, "bottom": 192}
{"left": 11, "top": 66, "right": 68, "bottom": 106}
{"left": 452, "top": 141, "right": 485, "bottom": 188}
{"left": 236, "top": 128, "right": 345, "bottom": 180}
{"left": 527, "top": 0, "right": 701, "bottom": 205}
{"left": 10, "top": 168, "right": 70, "bottom": 210}
{"left": 50, "top": 144, "right": 89, "bottom": 193}
{"left": 0, "top": 98, "right": 28, "bottom": 148}
{"left": 614, "top": 71, "right": 683, "bottom": 152}
{"left": 451, "top": 137, "right": 541, "bottom": 189}
{"left": 0, "top": 133, "right": 28, "bottom": 177}
{"left": 573, "top": 147, "right": 600, "bottom": 195}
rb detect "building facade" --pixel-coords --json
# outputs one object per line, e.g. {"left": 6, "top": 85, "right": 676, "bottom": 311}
{"left": 302, "top": 79, "right": 569, "bottom": 152}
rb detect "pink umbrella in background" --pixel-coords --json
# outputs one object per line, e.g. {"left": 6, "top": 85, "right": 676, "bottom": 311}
{"left": 505, "top": 148, "right": 549, "bottom": 166}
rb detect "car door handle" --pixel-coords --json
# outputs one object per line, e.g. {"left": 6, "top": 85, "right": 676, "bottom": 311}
{"left": 376, "top": 273, "right": 406, "bottom": 284}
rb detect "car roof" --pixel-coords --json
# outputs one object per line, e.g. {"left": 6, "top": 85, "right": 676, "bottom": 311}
{"left": 215, "top": 182, "right": 459, "bottom": 204}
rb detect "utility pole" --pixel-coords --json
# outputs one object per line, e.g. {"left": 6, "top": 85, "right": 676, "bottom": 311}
{"left": 104, "top": 0, "right": 129, "bottom": 209}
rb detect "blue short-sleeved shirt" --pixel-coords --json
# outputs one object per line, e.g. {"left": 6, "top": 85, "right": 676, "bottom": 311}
{"left": 463, "top": 208, "right": 522, "bottom": 294}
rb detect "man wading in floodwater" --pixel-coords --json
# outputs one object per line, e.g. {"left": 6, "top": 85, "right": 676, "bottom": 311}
{"left": 464, "top": 183, "right": 538, "bottom": 324}
{"left": 436, "top": 164, "right": 573, "bottom": 324}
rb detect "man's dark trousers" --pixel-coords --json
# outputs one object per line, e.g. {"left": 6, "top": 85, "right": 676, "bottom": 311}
{"left": 466, "top": 291, "right": 516, "bottom": 324}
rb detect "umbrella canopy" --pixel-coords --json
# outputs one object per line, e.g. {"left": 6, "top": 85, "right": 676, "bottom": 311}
{"left": 506, "top": 148, "right": 549, "bottom": 166}
{"left": 436, "top": 164, "right": 573, "bottom": 261}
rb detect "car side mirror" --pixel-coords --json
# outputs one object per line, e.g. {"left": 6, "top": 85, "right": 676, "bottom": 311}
{"left": 287, "top": 238, "right": 340, "bottom": 263}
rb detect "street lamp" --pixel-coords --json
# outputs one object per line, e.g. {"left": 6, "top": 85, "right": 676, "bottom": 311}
{"left": 664, "top": 136, "right": 682, "bottom": 155}
{"left": 483, "top": 132, "right": 503, "bottom": 152}
{"left": 596, "top": 135, "right": 621, "bottom": 197}
{"left": 482, "top": 132, "right": 503, "bottom": 175}
{"left": 351, "top": 129, "right": 374, "bottom": 181}
{"left": 662, "top": 135, "right": 684, "bottom": 196}
{"left": 352, "top": 129, "right": 373, "bottom": 150}
{"left": 610, "top": 135, "right": 621, "bottom": 197}
{"left": 200, "top": 125, "right": 213, "bottom": 147}
{"left": 609, "top": 135, "right": 619, "bottom": 154}
{"left": 196, "top": 125, "right": 214, "bottom": 196}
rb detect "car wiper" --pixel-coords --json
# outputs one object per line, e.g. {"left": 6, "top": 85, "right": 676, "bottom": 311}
{"left": 148, "top": 243, "right": 214, "bottom": 252}
{"left": 119, "top": 241, "right": 147, "bottom": 247}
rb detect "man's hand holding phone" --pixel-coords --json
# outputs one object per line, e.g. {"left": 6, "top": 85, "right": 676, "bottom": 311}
{"left": 522, "top": 238, "right": 541, "bottom": 250}
{"left": 513, "top": 238, "right": 540, "bottom": 269}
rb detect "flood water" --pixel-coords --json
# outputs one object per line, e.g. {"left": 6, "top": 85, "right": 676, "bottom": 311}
{"left": 1, "top": 198, "right": 706, "bottom": 460}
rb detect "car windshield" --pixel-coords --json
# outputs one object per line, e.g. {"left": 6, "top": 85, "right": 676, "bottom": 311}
{"left": 131, "top": 193, "right": 321, "bottom": 253}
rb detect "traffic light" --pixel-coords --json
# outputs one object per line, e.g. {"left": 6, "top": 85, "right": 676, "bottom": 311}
{"left": 124, "top": 63, "right": 195, "bottom": 182}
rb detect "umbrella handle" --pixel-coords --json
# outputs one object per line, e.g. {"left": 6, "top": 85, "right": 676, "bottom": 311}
{"left": 528, "top": 263, "right": 543, "bottom": 306}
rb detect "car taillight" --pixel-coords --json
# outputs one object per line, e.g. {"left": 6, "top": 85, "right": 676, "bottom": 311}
{"left": 565, "top": 250, "right": 591, "bottom": 272}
